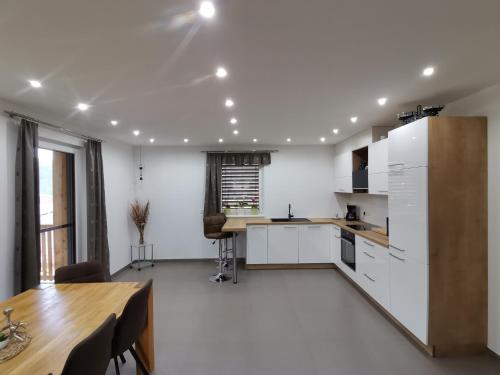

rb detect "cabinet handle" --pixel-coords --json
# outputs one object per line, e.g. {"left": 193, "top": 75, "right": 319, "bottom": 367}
{"left": 308, "top": 226, "right": 321, "bottom": 229}
{"left": 389, "top": 245, "right": 405, "bottom": 252}
{"left": 378, "top": 190, "right": 388, "bottom": 193}
{"left": 363, "top": 251, "right": 375, "bottom": 259}
{"left": 284, "top": 226, "right": 296, "bottom": 229}
{"left": 334, "top": 236, "right": 341, "bottom": 239}
{"left": 389, "top": 253, "right": 405, "bottom": 262}
{"left": 388, "top": 162, "right": 405, "bottom": 166}
{"left": 363, "top": 273, "right": 375, "bottom": 282}
{"left": 363, "top": 240, "right": 375, "bottom": 247}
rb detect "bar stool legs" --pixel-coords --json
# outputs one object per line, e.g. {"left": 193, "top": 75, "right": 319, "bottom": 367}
{"left": 209, "top": 238, "right": 232, "bottom": 283}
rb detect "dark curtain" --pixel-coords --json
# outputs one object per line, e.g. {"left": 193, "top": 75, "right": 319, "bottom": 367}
{"left": 85, "top": 140, "right": 111, "bottom": 280}
{"left": 14, "top": 119, "right": 41, "bottom": 293}
{"left": 203, "top": 152, "right": 271, "bottom": 217}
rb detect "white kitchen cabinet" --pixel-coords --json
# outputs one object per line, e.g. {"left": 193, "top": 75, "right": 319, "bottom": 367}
{"left": 246, "top": 225, "right": 268, "bottom": 264}
{"left": 331, "top": 225, "right": 341, "bottom": 264}
{"left": 356, "top": 236, "right": 390, "bottom": 310}
{"left": 268, "top": 225, "right": 299, "bottom": 264}
{"left": 334, "top": 151, "right": 353, "bottom": 178}
{"left": 368, "top": 138, "right": 388, "bottom": 174}
{"left": 298, "top": 225, "right": 331, "bottom": 263}
{"left": 388, "top": 165, "right": 429, "bottom": 264}
{"left": 388, "top": 117, "right": 428, "bottom": 169}
{"left": 334, "top": 176, "right": 352, "bottom": 193}
{"left": 389, "top": 251, "right": 429, "bottom": 344}
{"left": 368, "top": 172, "right": 388, "bottom": 195}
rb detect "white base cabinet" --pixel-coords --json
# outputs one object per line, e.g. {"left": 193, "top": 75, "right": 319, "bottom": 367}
{"left": 331, "top": 225, "right": 341, "bottom": 264}
{"left": 268, "top": 225, "right": 299, "bottom": 264}
{"left": 299, "top": 225, "right": 331, "bottom": 263}
{"left": 246, "top": 225, "right": 268, "bottom": 264}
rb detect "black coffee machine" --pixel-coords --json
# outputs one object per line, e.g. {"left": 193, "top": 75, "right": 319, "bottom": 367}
{"left": 346, "top": 205, "right": 359, "bottom": 221}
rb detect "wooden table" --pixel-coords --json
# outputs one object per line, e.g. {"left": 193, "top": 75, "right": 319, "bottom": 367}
{"left": 0, "top": 282, "right": 155, "bottom": 375}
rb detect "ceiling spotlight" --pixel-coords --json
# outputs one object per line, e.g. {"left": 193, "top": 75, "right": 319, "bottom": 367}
{"left": 133, "top": 130, "right": 140, "bottom": 136}
{"left": 350, "top": 116, "right": 358, "bottom": 124}
{"left": 377, "top": 97, "right": 387, "bottom": 106}
{"left": 320, "top": 137, "right": 326, "bottom": 143}
{"left": 333, "top": 129, "right": 339, "bottom": 134}
{"left": 252, "top": 138, "right": 258, "bottom": 143}
{"left": 110, "top": 120, "right": 118, "bottom": 126}
{"left": 149, "top": 138, "right": 155, "bottom": 143}
{"left": 230, "top": 117, "right": 238, "bottom": 125}
{"left": 77, "top": 103, "right": 90, "bottom": 111}
{"left": 184, "top": 138, "right": 189, "bottom": 143}
{"left": 198, "top": 1, "right": 215, "bottom": 19}
{"left": 218, "top": 138, "right": 224, "bottom": 143}
{"left": 29, "top": 80, "right": 42, "bottom": 88}
{"left": 286, "top": 138, "right": 291, "bottom": 143}
{"left": 225, "top": 98, "right": 235, "bottom": 108}
{"left": 216, "top": 67, "right": 228, "bottom": 79}
{"left": 233, "top": 130, "right": 239, "bottom": 135}
{"left": 422, "top": 66, "right": 435, "bottom": 77}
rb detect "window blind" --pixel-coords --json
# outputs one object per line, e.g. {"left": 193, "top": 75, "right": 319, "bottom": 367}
{"left": 221, "top": 164, "right": 260, "bottom": 208}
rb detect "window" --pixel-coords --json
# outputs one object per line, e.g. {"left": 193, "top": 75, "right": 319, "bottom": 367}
{"left": 38, "top": 148, "right": 76, "bottom": 282}
{"left": 221, "top": 164, "right": 261, "bottom": 211}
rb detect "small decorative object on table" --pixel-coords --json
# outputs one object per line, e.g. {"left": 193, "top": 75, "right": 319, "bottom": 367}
{"left": 0, "top": 308, "right": 32, "bottom": 363}
{"left": 130, "top": 200, "right": 150, "bottom": 245}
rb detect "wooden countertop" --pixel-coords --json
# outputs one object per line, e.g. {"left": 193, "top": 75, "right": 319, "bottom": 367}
{"left": 222, "top": 217, "right": 389, "bottom": 248}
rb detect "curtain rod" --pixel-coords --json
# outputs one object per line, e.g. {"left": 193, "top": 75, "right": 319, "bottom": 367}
{"left": 201, "top": 150, "right": 279, "bottom": 153}
{"left": 4, "top": 110, "right": 104, "bottom": 143}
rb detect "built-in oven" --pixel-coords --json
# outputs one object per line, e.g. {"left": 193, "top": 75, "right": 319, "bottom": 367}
{"left": 341, "top": 229, "right": 356, "bottom": 271}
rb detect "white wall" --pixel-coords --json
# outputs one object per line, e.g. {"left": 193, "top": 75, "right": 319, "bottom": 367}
{"left": 0, "top": 115, "right": 16, "bottom": 300}
{"left": 442, "top": 83, "right": 500, "bottom": 355}
{"left": 333, "top": 129, "right": 389, "bottom": 227}
{"left": 134, "top": 145, "right": 336, "bottom": 260}
{"left": 102, "top": 142, "right": 136, "bottom": 274}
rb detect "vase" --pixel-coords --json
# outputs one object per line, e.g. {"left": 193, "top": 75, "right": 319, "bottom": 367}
{"left": 138, "top": 224, "right": 145, "bottom": 245}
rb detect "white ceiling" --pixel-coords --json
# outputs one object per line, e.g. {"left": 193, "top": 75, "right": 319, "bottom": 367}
{"left": 1, "top": 0, "right": 500, "bottom": 146}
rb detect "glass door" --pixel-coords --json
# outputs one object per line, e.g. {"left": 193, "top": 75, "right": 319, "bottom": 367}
{"left": 38, "top": 148, "right": 76, "bottom": 283}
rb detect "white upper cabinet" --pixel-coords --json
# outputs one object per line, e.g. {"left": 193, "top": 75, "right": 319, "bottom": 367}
{"left": 298, "top": 225, "right": 331, "bottom": 263}
{"left": 388, "top": 118, "right": 428, "bottom": 169}
{"left": 334, "top": 151, "right": 353, "bottom": 178}
{"left": 369, "top": 171, "right": 388, "bottom": 195}
{"left": 246, "top": 225, "right": 268, "bottom": 264}
{"left": 368, "top": 138, "right": 388, "bottom": 174}
{"left": 268, "top": 225, "right": 299, "bottom": 264}
{"left": 335, "top": 176, "right": 353, "bottom": 194}
{"left": 388, "top": 166, "right": 429, "bottom": 264}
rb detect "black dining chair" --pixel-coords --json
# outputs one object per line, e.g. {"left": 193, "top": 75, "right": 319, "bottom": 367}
{"left": 112, "top": 279, "right": 153, "bottom": 375}
{"left": 60, "top": 314, "right": 116, "bottom": 375}
{"left": 55, "top": 261, "right": 107, "bottom": 283}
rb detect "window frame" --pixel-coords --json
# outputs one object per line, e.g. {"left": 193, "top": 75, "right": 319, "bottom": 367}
{"left": 221, "top": 164, "right": 264, "bottom": 217}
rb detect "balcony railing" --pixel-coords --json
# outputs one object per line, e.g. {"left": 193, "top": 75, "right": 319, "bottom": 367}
{"left": 40, "top": 225, "right": 70, "bottom": 283}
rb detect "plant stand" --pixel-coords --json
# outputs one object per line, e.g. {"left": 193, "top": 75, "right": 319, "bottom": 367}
{"left": 129, "top": 243, "right": 155, "bottom": 271}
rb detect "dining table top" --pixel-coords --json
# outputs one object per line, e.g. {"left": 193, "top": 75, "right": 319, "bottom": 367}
{"left": 0, "top": 282, "right": 149, "bottom": 375}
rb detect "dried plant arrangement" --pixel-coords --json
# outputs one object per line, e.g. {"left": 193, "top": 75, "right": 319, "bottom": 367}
{"left": 130, "top": 200, "right": 150, "bottom": 244}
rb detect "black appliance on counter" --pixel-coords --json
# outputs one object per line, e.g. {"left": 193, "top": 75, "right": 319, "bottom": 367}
{"left": 341, "top": 229, "right": 356, "bottom": 271}
{"left": 345, "top": 205, "right": 359, "bottom": 221}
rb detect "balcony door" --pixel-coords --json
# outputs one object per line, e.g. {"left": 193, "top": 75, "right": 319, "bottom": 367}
{"left": 38, "top": 148, "right": 76, "bottom": 283}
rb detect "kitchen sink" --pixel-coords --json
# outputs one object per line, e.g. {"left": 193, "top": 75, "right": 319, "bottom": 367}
{"left": 270, "top": 218, "right": 311, "bottom": 223}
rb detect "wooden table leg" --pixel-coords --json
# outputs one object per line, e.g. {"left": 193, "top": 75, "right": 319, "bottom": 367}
{"left": 135, "top": 284, "right": 155, "bottom": 374}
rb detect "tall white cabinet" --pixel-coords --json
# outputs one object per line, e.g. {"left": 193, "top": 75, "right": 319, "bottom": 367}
{"left": 368, "top": 138, "right": 388, "bottom": 195}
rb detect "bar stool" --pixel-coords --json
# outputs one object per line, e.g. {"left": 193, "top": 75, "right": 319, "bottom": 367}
{"left": 203, "top": 213, "right": 233, "bottom": 283}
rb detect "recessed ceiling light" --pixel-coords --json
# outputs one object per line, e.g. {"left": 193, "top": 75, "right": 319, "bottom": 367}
{"left": 350, "top": 116, "right": 358, "bottom": 123}
{"left": 333, "top": 129, "right": 339, "bottom": 134}
{"left": 77, "top": 103, "right": 90, "bottom": 111}
{"left": 184, "top": 138, "right": 189, "bottom": 143}
{"left": 133, "top": 130, "right": 140, "bottom": 136}
{"left": 29, "top": 80, "right": 42, "bottom": 88}
{"left": 233, "top": 130, "right": 239, "bottom": 135}
{"left": 377, "top": 97, "right": 387, "bottom": 106}
{"left": 110, "top": 120, "right": 118, "bottom": 126}
{"left": 422, "top": 66, "right": 435, "bottom": 77}
{"left": 149, "top": 138, "right": 155, "bottom": 143}
{"left": 216, "top": 67, "right": 228, "bottom": 79}
{"left": 218, "top": 138, "right": 224, "bottom": 143}
{"left": 320, "top": 137, "right": 326, "bottom": 143}
{"left": 230, "top": 117, "right": 238, "bottom": 125}
{"left": 225, "top": 98, "right": 235, "bottom": 108}
{"left": 252, "top": 138, "right": 258, "bottom": 143}
{"left": 199, "top": 1, "right": 215, "bottom": 19}
{"left": 286, "top": 138, "right": 291, "bottom": 143}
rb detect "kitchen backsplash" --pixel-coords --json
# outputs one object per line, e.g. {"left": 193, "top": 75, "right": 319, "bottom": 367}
{"left": 334, "top": 194, "right": 388, "bottom": 228}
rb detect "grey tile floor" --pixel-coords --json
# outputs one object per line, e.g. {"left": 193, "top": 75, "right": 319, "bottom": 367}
{"left": 107, "top": 261, "right": 500, "bottom": 375}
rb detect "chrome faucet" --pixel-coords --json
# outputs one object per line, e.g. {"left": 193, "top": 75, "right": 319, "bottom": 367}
{"left": 288, "top": 203, "right": 294, "bottom": 220}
